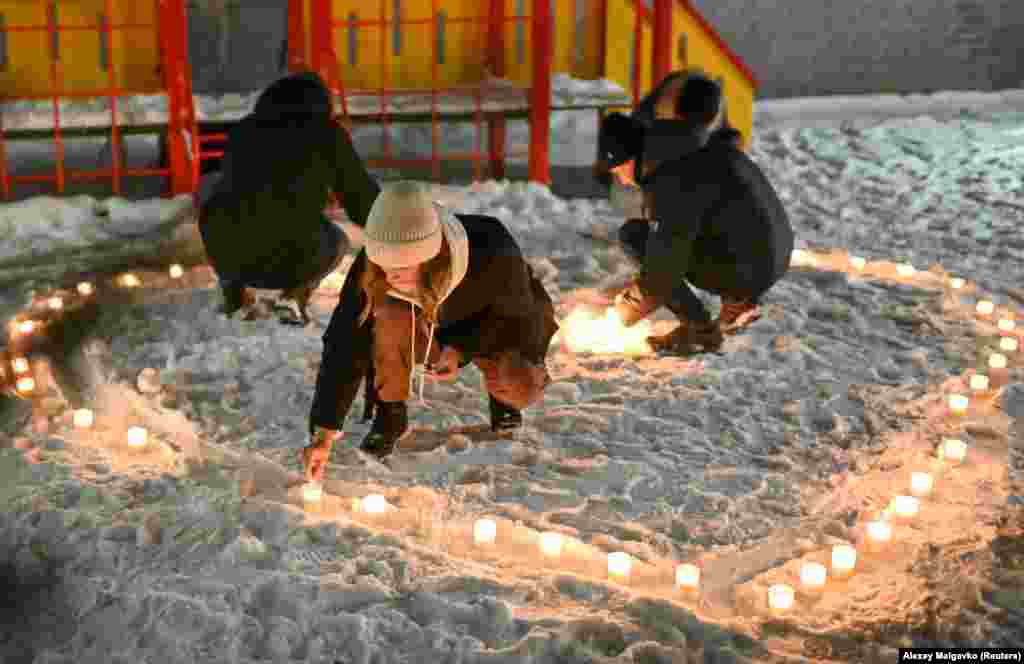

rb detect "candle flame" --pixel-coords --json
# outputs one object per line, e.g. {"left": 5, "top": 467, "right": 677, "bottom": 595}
{"left": 47, "top": 296, "right": 63, "bottom": 310}
{"left": 831, "top": 545, "right": 856, "bottom": 572}
{"left": 676, "top": 563, "right": 700, "bottom": 588}
{"left": 561, "top": 306, "right": 652, "bottom": 355}
{"left": 12, "top": 357, "right": 29, "bottom": 374}
{"left": 989, "top": 353, "right": 1008, "bottom": 369}
{"left": 169, "top": 264, "right": 184, "bottom": 279}
{"left": 949, "top": 277, "right": 965, "bottom": 289}
{"left": 607, "top": 552, "right": 632, "bottom": 577}
{"left": 77, "top": 281, "right": 94, "bottom": 296}
{"left": 768, "top": 584, "right": 795, "bottom": 610}
{"left": 15, "top": 376, "right": 35, "bottom": 393}
{"left": 474, "top": 518, "right": 497, "bottom": 545}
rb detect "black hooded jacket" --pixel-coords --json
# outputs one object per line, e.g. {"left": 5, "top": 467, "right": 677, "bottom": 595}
{"left": 198, "top": 72, "right": 380, "bottom": 287}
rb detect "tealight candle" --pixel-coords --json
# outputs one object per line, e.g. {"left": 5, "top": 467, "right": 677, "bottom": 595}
{"left": 539, "top": 532, "right": 563, "bottom": 557}
{"left": 1000, "top": 337, "right": 1018, "bottom": 353}
{"left": 17, "top": 320, "right": 35, "bottom": 335}
{"left": 676, "top": 563, "right": 700, "bottom": 589}
{"left": 947, "top": 394, "right": 969, "bottom": 416}
{"left": 15, "top": 376, "right": 35, "bottom": 393}
{"left": 866, "top": 520, "right": 892, "bottom": 547}
{"left": 77, "top": 281, "right": 94, "bottom": 296}
{"left": 120, "top": 273, "right": 140, "bottom": 288}
{"left": 989, "top": 353, "right": 1008, "bottom": 370}
{"left": 891, "top": 495, "right": 919, "bottom": 519}
{"left": 47, "top": 296, "right": 63, "bottom": 310}
{"left": 969, "top": 374, "right": 990, "bottom": 391}
{"left": 73, "top": 408, "right": 94, "bottom": 429}
{"left": 473, "top": 518, "right": 497, "bottom": 546}
{"left": 12, "top": 357, "right": 29, "bottom": 374}
{"left": 169, "top": 264, "right": 184, "bottom": 279}
{"left": 849, "top": 256, "right": 866, "bottom": 270}
{"left": 126, "top": 426, "right": 148, "bottom": 448}
{"left": 998, "top": 318, "right": 1015, "bottom": 333}
{"left": 767, "top": 584, "right": 795, "bottom": 611}
{"left": 800, "top": 562, "right": 827, "bottom": 589}
{"left": 949, "top": 277, "right": 965, "bottom": 289}
{"left": 976, "top": 300, "right": 994, "bottom": 316}
{"left": 939, "top": 438, "right": 967, "bottom": 463}
{"left": 831, "top": 545, "right": 857, "bottom": 575}
{"left": 361, "top": 494, "right": 388, "bottom": 514}
{"left": 910, "top": 472, "right": 933, "bottom": 497}
{"left": 301, "top": 481, "right": 323, "bottom": 502}
{"left": 607, "top": 552, "right": 632, "bottom": 578}
{"left": 896, "top": 263, "right": 915, "bottom": 277}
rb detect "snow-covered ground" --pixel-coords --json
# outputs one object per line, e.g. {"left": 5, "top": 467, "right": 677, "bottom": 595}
{"left": 1, "top": 92, "right": 1024, "bottom": 663}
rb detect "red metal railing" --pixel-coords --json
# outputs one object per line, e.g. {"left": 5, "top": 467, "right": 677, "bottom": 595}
{"left": 0, "top": 0, "right": 194, "bottom": 200}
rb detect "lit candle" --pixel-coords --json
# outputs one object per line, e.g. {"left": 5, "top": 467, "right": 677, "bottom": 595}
{"left": 120, "top": 273, "right": 140, "bottom": 288}
{"left": 849, "top": 256, "right": 866, "bottom": 270}
{"left": 473, "top": 518, "right": 497, "bottom": 546}
{"left": 998, "top": 318, "right": 1015, "bottom": 333}
{"left": 866, "top": 520, "right": 892, "bottom": 547}
{"left": 676, "top": 563, "right": 700, "bottom": 589}
{"left": 989, "top": 353, "right": 1008, "bottom": 370}
{"left": 939, "top": 438, "right": 967, "bottom": 463}
{"left": 15, "top": 376, "right": 35, "bottom": 394}
{"left": 767, "top": 584, "right": 795, "bottom": 611}
{"left": 47, "top": 296, "right": 63, "bottom": 310}
{"left": 910, "top": 472, "right": 933, "bottom": 497}
{"left": 126, "top": 426, "right": 148, "bottom": 448}
{"left": 831, "top": 545, "right": 857, "bottom": 575}
{"left": 539, "top": 532, "right": 563, "bottom": 557}
{"left": 800, "top": 562, "right": 827, "bottom": 589}
{"left": 17, "top": 320, "right": 35, "bottom": 335}
{"left": 976, "top": 300, "right": 994, "bottom": 316}
{"left": 73, "top": 408, "right": 94, "bottom": 429}
{"left": 1000, "top": 337, "right": 1018, "bottom": 353}
{"left": 607, "top": 552, "right": 632, "bottom": 578}
{"left": 169, "top": 264, "right": 184, "bottom": 279}
{"left": 361, "top": 494, "right": 388, "bottom": 514}
{"left": 301, "top": 481, "right": 323, "bottom": 502}
{"left": 12, "top": 357, "right": 29, "bottom": 374}
{"left": 77, "top": 281, "right": 94, "bottom": 296}
{"left": 969, "top": 374, "right": 990, "bottom": 391}
{"left": 949, "top": 277, "right": 965, "bottom": 290}
{"left": 947, "top": 394, "right": 968, "bottom": 416}
{"left": 891, "top": 495, "right": 919, "bottom": 519}
{"left": 896, "top": 263, "right": 915, "bottom": 277}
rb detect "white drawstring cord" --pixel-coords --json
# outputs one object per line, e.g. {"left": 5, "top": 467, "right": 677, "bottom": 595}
{"left": 408, "top": 302, "right": 435, "bottom": 406}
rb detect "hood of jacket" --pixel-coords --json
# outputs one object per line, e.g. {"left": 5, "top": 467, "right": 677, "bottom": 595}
{"left": 252, "top": 71, "right": 333, "bottom": 122}
{"left": 636, "top": 118, "right": 711, "bottom": 185}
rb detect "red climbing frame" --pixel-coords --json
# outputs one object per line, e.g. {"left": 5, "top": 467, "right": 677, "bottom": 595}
{"left": 0, "top": 0, "right": 195, "bottom": 201}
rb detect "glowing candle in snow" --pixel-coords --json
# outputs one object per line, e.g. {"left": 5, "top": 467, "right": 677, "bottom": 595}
{"left": 474, "top": 519, "right": 497, "bottom": 546}
{"left": 120, "top": 273, "right": 140, "bottom": 288}
{"left": 73, "top": 408, "right": 94, "bottom": 429}
{"left": 676, "top": 563, "right": 700, "bottom": 589}
{"left": 12, "top": 357, "right": 29, "bottom": 374}
{"left": 949, "top": 277, "right": 965, "bottom": 290}
{"left": 47, "top": 296, "right": 63, "bottom": 310}
{"left": 77, "top": 281, "right": 94, "bottom": 296}
{"left": 800, "top": 562, "right": 827, "bottom": 589}
{"left": 126, "top": 426, "right": 148, "bottom": 448}
{"left": 361, "top": 494, "right": 388, "bottom": 514}
{"left": 767, "top": 584, "right": 795, "bottom": 611}
{"left": 939, "top": 438, "right": 967, "bottom": 463}
{"left": 849, "top": 256, "right": 866, "bottom": 270}
{"left": 15, "top": 376, "right": 35, "bottom": 394}
{"left": 896, "top": 263, "right": 915, "bottom": 277}
{"left": 169, "top": 264, "right": 184, "bottom": 279}
{"left": 969, "top": 374, "right": 990, "bottom": 391}
{"left": 866, "top": 520, "right": 892, "bottom": 547}
{"left": 831, "top": 545, "right": 857, "bottom": 575}
{"left": 301, "top": 482, "right": 322, "bottom": 502}
{"left": 989, "top": 353, "right": 1008, "bottom": 370}
{"left": 976, "top": 300, "right": 994, "bottom": 316}
{"left": 539, "top": 532, "right": 563, "bottom": 557}
{"left": 607, "top": 552, "right": 632, "bottom": 578}
{"left": 16, "top": 320, "right": 35, "bottom": 335}
{"left": 891, "top": 495, "right": 919, "bottom": 519}
{"left": 998, "top": 318, "right": 1015, "bottom": 333}
{"left": 910, "top": 472, "right": 933, "bottom": 497}
{"left": 1000, "top": 337, "right": 1018, "bottom": 353}
{"left": 947, "top": 394, "right": 968, "bottom": 416}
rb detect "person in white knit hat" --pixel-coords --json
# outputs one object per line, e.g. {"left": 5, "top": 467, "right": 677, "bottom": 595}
{"left": 301, "top": 181, "right": 558, "bottom": 477}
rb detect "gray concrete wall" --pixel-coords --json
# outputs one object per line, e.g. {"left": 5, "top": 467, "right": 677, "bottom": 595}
{"left": 689, "top": 0, "right": 1024, "bottom": 99}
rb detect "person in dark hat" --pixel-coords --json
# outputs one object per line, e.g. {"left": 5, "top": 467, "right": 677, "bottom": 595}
{"left": 611, "top": 73, "right": 794, "bottom": 353}
{"left": 198, "top": 71, "right": 380, "bottom": 325}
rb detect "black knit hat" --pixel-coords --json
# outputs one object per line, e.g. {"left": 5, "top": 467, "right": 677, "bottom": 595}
{"left": 598, "top": 112, "right": 644, "bottom": 168}
{"left": 675, "top": 73, "right": 722, "bottom": 126}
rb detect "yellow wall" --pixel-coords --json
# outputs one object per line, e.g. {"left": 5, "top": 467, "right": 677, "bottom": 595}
{"left": 0, "top": 0, "right": 162, "bottom": 98}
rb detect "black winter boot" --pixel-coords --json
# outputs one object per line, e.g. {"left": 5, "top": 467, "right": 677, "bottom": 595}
{"left": 360, "top": 400, "right": 409, "bottom": 458}
{"left": 489, "top": 395, "right": 523, "bottom": 432}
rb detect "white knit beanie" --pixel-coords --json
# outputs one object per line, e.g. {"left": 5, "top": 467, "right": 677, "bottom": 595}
{"left": 364, "top": 181, "right": 443, "bottom": 269}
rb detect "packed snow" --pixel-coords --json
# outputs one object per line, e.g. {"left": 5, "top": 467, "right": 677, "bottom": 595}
{"left": 1, "top": 92, "right": 1024, "bottom": 663}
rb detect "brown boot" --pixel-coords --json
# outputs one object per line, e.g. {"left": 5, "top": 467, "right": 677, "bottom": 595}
{"left": 647, "top": 320, "right": 723, "bottom": 354}
{"left": 717, "top": 297, "right": 761, "bottom": 335}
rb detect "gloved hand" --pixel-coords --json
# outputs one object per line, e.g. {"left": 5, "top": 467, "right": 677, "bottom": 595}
{"left": 301, "top": 427, "right": 341, "bottom": 482}
{"left": 613, "top": 281, "right": 656, "bottom": 328}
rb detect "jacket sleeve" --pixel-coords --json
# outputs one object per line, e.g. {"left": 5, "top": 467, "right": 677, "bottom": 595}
{"left": 637, "top": 174, "right": 723, "bottom": 301}
{"left": 329, "top": 125, "right": 381, "bottom": 228}
{"left": 308, "top": 251, "right": 373, "bottom": 436}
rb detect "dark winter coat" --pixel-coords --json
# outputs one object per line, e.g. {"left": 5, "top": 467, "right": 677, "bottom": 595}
{"left": 198, "top": 72, "right": 380, "bottom": 289}
{"left": 308, "top": 213, "right": 559, "bottom": 434}
{"left": 634, "top": 120, "right": 794, "bottom": 300}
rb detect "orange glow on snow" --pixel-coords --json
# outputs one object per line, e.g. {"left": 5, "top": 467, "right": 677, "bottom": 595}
{"left": 561, "top": 306, "right": 652, "bottom": 355}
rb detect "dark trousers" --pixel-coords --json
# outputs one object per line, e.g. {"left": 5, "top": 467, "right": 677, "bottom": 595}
{"left": 617, "top": 218, "right": 774, "bottom": 324}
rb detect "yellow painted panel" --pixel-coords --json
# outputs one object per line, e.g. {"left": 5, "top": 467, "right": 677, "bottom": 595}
{"left": 602, "top": 0, "right": 634, "bottom": 98}
{"left": 0, "top": 2, "right": 51, "bottom": 97}
{"left": 572, "top": 0, "right": 602, "bottom": 79}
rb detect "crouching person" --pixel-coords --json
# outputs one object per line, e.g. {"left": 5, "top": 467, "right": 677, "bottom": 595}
{"left": 198, "top": 71, "right": 380, "bottom": 325}
{"left": 612, "top": 74, "right": 794, "bottom": 354}
{"left": 301, "top": 181, "right": 558, "bottom": 479}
